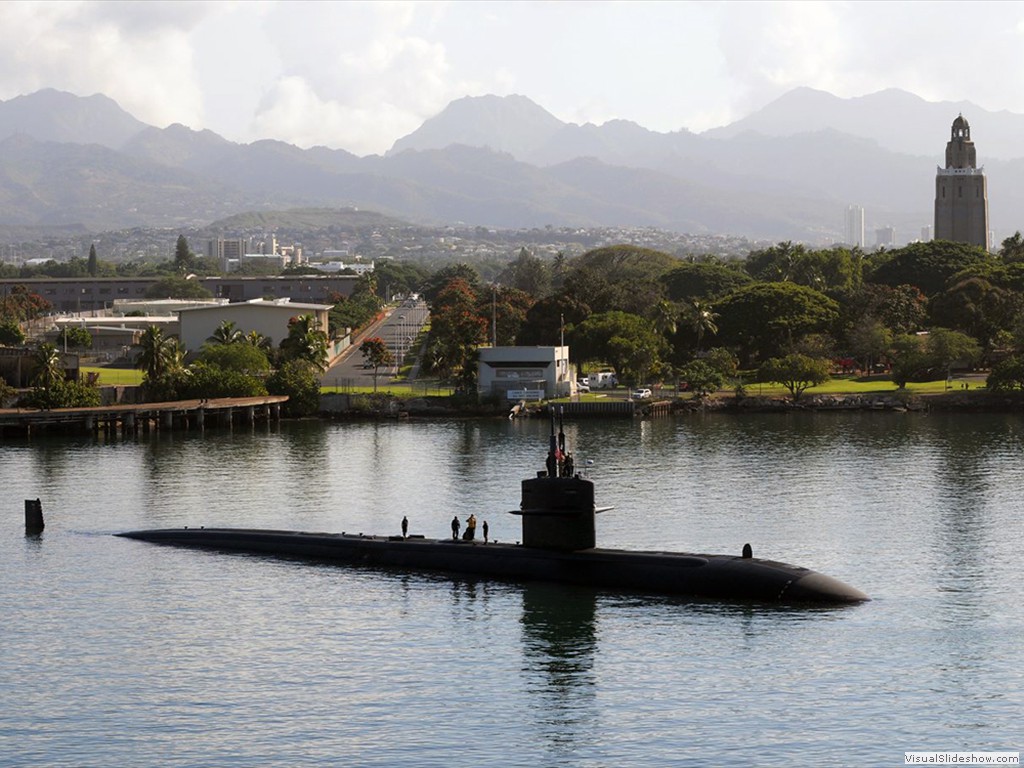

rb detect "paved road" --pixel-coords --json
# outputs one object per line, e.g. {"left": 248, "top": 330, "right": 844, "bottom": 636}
{"left": 322, "top": 299, "right": 429, "bottom": 389}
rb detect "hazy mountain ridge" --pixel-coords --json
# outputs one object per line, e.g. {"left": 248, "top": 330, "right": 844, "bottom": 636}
{"left": 1, "top": 87, "right": 1021, "bottom": 243}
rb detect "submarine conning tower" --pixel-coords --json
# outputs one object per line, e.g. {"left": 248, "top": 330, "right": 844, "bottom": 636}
{"left": 517, "top": 474, "right": 598, "bottom": 550}
{"left": 511, "top": 411, "right": 607, "bottom": 551}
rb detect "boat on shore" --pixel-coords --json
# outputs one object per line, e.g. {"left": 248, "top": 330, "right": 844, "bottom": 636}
{"left": 118, "top": 417, "right": 868, "bottom": 605}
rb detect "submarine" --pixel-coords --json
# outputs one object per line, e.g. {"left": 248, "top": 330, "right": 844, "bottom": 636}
{"left": 117, "top": 417, "right": 868, "bottom": 605}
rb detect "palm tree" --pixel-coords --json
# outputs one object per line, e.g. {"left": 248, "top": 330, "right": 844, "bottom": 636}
{"left": 690, "top": 300, "right": 719, "bottom": 353}
{"left": 244, "top": 330, "right": 272, "bottom": 352}
{"left": 136, "top": 326, "right": 182, "bottom": 381}
{"left": 652, "top": 300, "right": 678, "bottom": 337}
{"left": 32, "top": 343, "right": 64, "bottom": 389}
{"left": 280, "top": 314, "right": 329, "bottom": 372}
{"left": 207, "top": 320, "right": 243, "bottom": 345}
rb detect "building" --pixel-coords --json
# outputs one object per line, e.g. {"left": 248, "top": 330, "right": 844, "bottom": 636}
{"left": 844, "top": 205, "right": 865, "bottom": 248}
{"left": 921, "top": 225, "right": 933, "bottom": 242}
{"left": 477, "top": 346, "right": 574, "bottom": 400}
{"left": 206, "top": 238, "right": 246, "bottom": 270}
{"left": 177, "top": 299, "right": 332, "bottom": 357}
{"left": 0, "top": 275, "right": 359, "bottom": 313}
{"left": 875, "top": 226, "right": 896, "bottom": 248}
{"left": 934, "top": 115, "right": 990, "bottom": 250}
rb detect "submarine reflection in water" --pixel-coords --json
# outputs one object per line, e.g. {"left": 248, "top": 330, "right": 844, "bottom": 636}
{"left": 118, "top": 418, "right": 868, "bottom": 605}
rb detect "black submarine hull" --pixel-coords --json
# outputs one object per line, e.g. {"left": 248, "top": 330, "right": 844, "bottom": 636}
{"left": 116, "top": 527, "right": 868, "bottom": 604}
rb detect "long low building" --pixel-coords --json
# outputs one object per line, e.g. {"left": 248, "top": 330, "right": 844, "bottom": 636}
{"left": 0, "top": 275, "right": 359, "bottom": 313}
{"left": 177, "top": 299, "right": 332, "bottom": 356}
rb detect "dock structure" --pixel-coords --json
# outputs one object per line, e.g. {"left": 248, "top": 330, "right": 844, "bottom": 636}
{"left": 0, "top": 396, "right": 288, "bottom": 438}
{"left": 550, "top": 399, "right": 672, "bottom": 418}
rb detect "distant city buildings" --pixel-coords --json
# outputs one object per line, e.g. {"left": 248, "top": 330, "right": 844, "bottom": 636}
{"left": 934, "top": 115, "right": 990, "bottom": 250}
{"left": 875, "top": 226, "right": 896, "bottom": 248}
{"left": 207, "top": 236, "right": 304, "bottom": 272}
{"left": 844, "top": 205, "right": 865, "bottom": 248}
{"left": 920, "top": 225, "right": 932, "bottom": 242}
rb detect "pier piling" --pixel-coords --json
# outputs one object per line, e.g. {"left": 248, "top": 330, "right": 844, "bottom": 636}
{"left": 25, "top": 499, "right": 44, "bottom": 535}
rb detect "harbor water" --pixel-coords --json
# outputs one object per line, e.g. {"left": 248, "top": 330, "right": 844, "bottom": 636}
{"left": 1, "top": 413, "right": 1022, "bottom": 766}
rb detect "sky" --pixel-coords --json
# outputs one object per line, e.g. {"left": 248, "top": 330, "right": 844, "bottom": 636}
{"left": 2, "top": 0, "right": 1024, "bottom": 157}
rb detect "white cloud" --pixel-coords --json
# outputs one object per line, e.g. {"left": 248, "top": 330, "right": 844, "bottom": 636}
{"left": 0, "top": 1, "right": 208, "bottom": 128}
{"left": 245, "top": 1, "right": 481, "bottom": 154}
{"left": 4, "top": 0, "right": 1024, "bottom": 154}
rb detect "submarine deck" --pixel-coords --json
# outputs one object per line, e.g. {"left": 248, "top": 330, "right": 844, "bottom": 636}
{"left": 117, "top": 527, "right": 869, "bottom": 605}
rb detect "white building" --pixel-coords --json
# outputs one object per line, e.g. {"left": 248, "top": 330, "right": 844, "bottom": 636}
{"left": 477, "top": 346, "right": 573, "bottom": 400}
{"left": 844, "top": 205, "right": 865, "bottom": 248}
{"left": 177, "top": 299, "right": 332, "bottom": 357}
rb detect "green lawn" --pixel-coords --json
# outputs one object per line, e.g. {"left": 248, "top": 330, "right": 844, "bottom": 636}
{"left": 81, "top": 366, "right": 143, "bottom": 386}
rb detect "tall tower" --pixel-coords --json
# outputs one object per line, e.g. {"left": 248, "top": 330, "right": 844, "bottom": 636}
{"left": 934, "top": 115, "right": 989, "bottom": 250}
{"left": 844, "top": 205, "right": 865, "bottom": 248}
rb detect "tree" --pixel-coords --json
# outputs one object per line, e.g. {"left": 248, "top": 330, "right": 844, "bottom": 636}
{"left": 207, "top": 320, "right": 244, "bottom": 345}
{"left": 32, "top": 343, "right": 64, "bottom": 391}
{"left": 87, "top": 244, "right": 98, "bottom": 277}
{"left": 144, "top": 275, "right": 213, "bottom": 300}
{"left": 926, "top": 327, "right": 982, "bottom": 379}
{"left": 135, "top": 326, "right": 187, "bottom": 400}
{"left": 497, "top": 248, "right": 551, "bottom": 298}
{"left": 0, "top": 284, "right": 52, "bottom": 322}
{"left": 244, "top": 330, "right": 272, "bottom": 352}
{"left": 689, "top": 300, "right": 719, "bottom": 353}
{"left": 677, "top": 360, "right": 725, "bottom": 396}
{"left": 359, "top": 337, "right": 394, "bottom": 392}
{"left": 569, "top": 311, "right": 667, "bottom": 385}
{"left": 999, "top": 232, "right": 1024, "bottom": 263}
{"left": 888, "top": 333, "right": 929, "bottom": 388}
{"left": 703, "top": 347, "right": 739, "bottom": 379}
{"left": 197, "top": 342, "right": 271, "bottom": 374}
{"left": 661, "top": 262, "right": 753, "bottom": 302}
{"left": 846, "top": 318, "right": 892, "bottom": 374}
{"left": 715, "top": 282, "right": 840, "bottom": 364}
{"left": 0, "top": 320, "right": 24, "bottom": 346}
{"left": 267, "top": 359, "right": 321, "bottom": 417}
{"left": 987, "top": 355, "right": 1024, "bottom": 392}
{"left": 426, "top": 278, "right": 487, "bottom": 383}
{"left": 57, "top": 326, "right": 93, "bottom": 350}
{"left": 745, "top": 241, "right": 807, "bottom": 282}
{"left": 758, "top": 353, "right": 831, "bottom": 402}
{"left": 423, "top": 263, "right": 481, "bottom": 304}
{"left": 516, "top": 293, "right": 590, "bottom": 346}
{"left": 178, "top": 362, "right": 268, "bottom": 399}
{"left": 279, "top": 314, "right": 329, "bottom": 371}
{"left": 476, "top": 285, "right": 534, "bottom": 346}
{"left": 175, "top": 235, "right": 195, "bottom": 272}
{"left": 651, "top": 299, "right": 679, "bottom": 337}
{"left": 865, "top": 240, "right": 991, "bottom": 297}
{"left": 929, "top": 277, "right": 1017, "bottom": 349}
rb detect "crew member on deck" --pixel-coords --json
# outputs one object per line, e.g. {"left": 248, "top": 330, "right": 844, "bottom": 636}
{"left": 463, "top": 514, "right": 477, "bottom": 541}
{"left": 451, "top": 516, "right": 460, "bottom": 540}
{"left": 482, "top": 520, "right": 489, "bottom": 544}
{"left": 402, "top": 516, "right": 408, "bottom": 538}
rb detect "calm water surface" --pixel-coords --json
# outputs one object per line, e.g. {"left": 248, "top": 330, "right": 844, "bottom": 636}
{"left": 1, "top": 413, "right": 1022, "bottom": 766}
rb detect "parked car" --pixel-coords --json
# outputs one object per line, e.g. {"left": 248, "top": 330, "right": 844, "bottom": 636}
{"left": 630, "top": 388, "right": 652, "bottom": 400}
{"left": 577, "top": 382, "right": 591, "bottom": 393}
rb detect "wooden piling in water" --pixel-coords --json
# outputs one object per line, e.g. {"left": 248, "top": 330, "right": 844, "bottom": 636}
{"left": 25, "top": 498, "right": 44, "bottom": 535}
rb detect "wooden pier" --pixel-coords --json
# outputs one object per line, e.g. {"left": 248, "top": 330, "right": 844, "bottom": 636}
{"left": 0, "top": 396, "right": 288, "bottom": 438}
{"left": 548, "top": 399, "right": 673, "bottom": 418}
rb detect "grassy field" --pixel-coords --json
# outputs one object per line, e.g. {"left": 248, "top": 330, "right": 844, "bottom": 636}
{"left": 81, "top": 364, "right": 980, "bottom": 400}
{"left": 564, "top": 374, "right": 987, "bottom": 402}
{"left": 81, "top": 366, "right": 143, "bottom": 386}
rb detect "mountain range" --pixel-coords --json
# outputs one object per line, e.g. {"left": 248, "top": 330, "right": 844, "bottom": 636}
{"left": 2, "top": 87, "right": 1023, "bottom": 245}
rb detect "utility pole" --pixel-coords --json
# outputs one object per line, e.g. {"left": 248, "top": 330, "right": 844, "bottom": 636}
{"left": 492, "top": 285, "right": 497, "bottom": 346}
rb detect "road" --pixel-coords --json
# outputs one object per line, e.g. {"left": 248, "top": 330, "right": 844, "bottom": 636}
{"left": 322, "top": 299, "right": 430, "bottom": 389}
